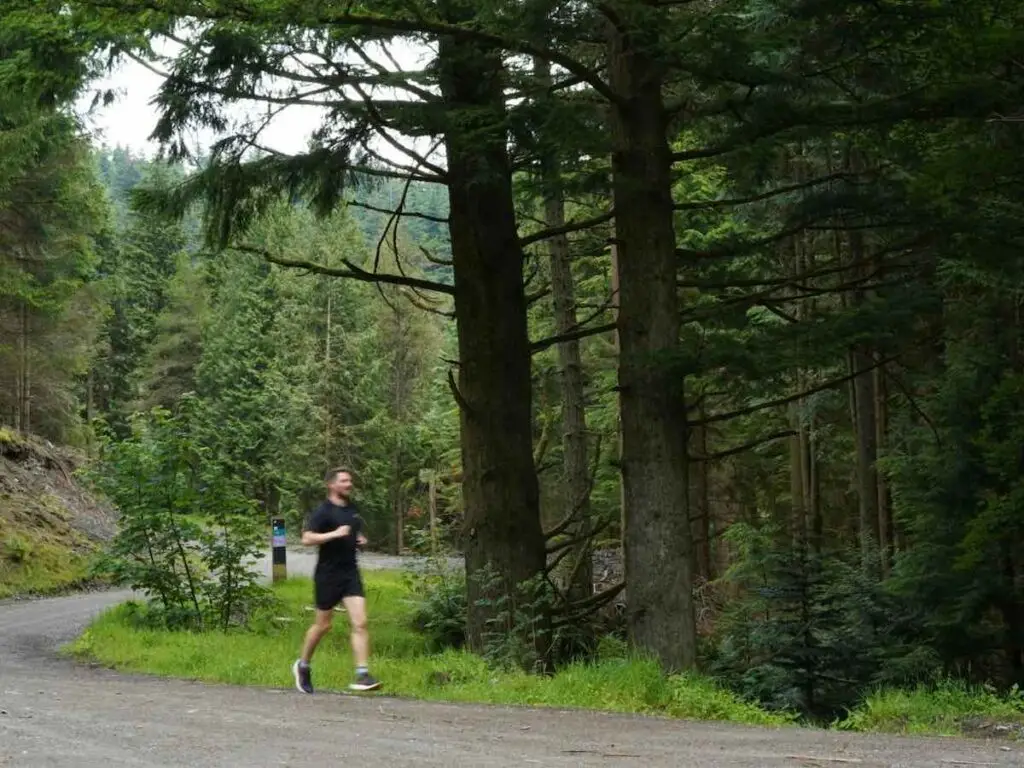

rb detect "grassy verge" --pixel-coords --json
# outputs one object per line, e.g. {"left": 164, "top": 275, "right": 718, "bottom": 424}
{"left": 840, "top": 680, "right": 1024, "bottom": 738}
{"left": 67, "top": 571, "right": 787, "bottom": 727}
{"left": 0, "top": 533, "right": 105, "bottom": 599}
{"left": 66, "top": 570, "right": 1024, "bottom": 738}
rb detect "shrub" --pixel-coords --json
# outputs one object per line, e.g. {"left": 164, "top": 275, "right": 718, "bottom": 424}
{"left": 84, "top": 398, "right": 271, "bottom": 631}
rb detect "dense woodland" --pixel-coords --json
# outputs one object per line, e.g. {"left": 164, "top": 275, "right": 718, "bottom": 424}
{"left": 3, "top": 0, "right": 1024, "bottom": 721}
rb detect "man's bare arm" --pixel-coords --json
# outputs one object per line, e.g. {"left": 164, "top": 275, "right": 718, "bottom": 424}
{"left": 301, "top": 525, "right": 351, "bottom": 546}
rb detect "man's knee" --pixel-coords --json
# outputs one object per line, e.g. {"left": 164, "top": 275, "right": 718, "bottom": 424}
{"left": 314, "top": 610, "right": 334, "bottom": 632}
{"left": 343, "top": 598, "right": 368, "bottom": 631}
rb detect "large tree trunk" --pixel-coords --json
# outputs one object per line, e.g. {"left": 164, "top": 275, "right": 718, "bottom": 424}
{"left": 547, "top": 195, "right": 595, "bottom": 601}
{"left": 436, "top": 31, "right": 547, "bottom": 659}
{"left": 535, "top": 59, "right": 594, "bottom": 601}
{"left": 608, "top": 21, "right": 698, "bottom": 672}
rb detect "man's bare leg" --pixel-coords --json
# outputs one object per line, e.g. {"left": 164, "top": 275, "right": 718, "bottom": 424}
{"left": 342, "top": 595, "right": 381, "bottom": 690}
{"left": 301, "top": 609, "right": 334, "bottom": 663}
{"left": 293, "top": 609, "right": 332, "bottom": 693}
{"left": 342, "top": 595, "right": 369, "bottom": 667}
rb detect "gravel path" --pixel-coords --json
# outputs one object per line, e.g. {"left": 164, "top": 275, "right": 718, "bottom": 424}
{"left": 1, "top": 549, "right": 1022, "bottom": 767}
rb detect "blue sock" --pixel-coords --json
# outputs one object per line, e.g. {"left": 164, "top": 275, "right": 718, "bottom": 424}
{"left": 356, "top": 665, "right": 368, "bottom": 676}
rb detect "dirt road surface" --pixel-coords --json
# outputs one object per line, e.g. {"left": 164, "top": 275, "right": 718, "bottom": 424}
{"left": 2, "top": 550, "right": 1022, "bottom": 767}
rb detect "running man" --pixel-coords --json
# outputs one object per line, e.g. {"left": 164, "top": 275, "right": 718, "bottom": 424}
{"left": 292, "top": 467, "right": 382, "bottom": 693}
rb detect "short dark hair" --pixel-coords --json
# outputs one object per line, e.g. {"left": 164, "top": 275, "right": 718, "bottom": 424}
{"left": 324, "top": 466, "right": 352, "bottom": 484}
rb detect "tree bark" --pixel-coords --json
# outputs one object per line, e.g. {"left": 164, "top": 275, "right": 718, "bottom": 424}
{"left": 395, "top": 489, "right": 405, "bottom": 555}
{"left": 389, "top": 308, "right": 411, "bottom": 556}
{"left": 436, "top": 29, "right": 547, "bottom": 658}
{"left": 536, "top": 57, "right": 594, "bottom": 602}
{"left": 874, "top": 364, "right": 892, "bottom": 573}
{"left": 789, "top": 404, "right": 808, "bottom": 546}
{"left": 428, "top": 471, "right": 438, "bottom": 555}
{"left": 610, "top": 242, "right": 625, "bottom": 551}
{"left": 690, "top": 419, "right": 712, "bottom": 582}
{"left": 323, "top": 274, "right": 333, "bottom": 465}
{"left": 608, "top": 20, "right": 697, "bottom": 672}
{"left": 847, "top": 227, "right": 881, "bottom": 570}
{"left": 19, "top": 301, "right": 30, "bottom": 434}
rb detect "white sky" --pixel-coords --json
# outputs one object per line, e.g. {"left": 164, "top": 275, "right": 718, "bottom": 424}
{"left": 76, "top": 39, "right": 437, "bottom": 165}
{"left": 78, "top": 57, "right": 307, "bottom": 158}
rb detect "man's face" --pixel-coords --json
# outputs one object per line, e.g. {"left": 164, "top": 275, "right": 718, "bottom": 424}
{"left": 330, "top": 471, "right": 354, "bottom": 498}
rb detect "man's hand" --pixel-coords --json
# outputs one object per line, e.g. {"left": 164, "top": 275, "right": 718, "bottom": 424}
{"left": 333, "top": 524, "right": 352, "bottom": 539}
{"left": 357, "top": 533, "right": 368, "bottom": 547}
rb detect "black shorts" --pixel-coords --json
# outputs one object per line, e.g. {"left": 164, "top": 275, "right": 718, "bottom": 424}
{"left": 314, "top": 568, "right": 364, "bottom": 610}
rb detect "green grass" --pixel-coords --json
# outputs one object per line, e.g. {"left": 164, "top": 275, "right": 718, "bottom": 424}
{"left": 1, "top": 428, "right": 109, "bottom": 599}
{"left": 67, "top": 571, "right": 787, "bottom": 727}
{"left": 0, "top": 532, "right": 102, "bottom": 599}
{"left": 67, "top": 571, "right": 1024, "bottom": 738}
{"left": 840, "top": 679, "right": 1024, "bottom": 737}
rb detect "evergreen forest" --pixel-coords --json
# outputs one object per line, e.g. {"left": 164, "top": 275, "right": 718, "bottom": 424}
{"left": 3, "top": 0, "right": 1024, "bottom": 723}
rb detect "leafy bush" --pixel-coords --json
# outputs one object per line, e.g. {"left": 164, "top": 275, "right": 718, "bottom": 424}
{"left": 407, "top": 557, "right": 467, "bottom": 651}
{"left": 85, "top": 397, "right": 271, "bottom": 630}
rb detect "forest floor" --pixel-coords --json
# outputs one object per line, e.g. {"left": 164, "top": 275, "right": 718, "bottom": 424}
{"left": 0, "top": 429, "right": 115, "bottom": 599}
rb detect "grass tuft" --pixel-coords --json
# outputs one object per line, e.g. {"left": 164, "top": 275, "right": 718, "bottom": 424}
{"left": 0, "top": 534, "right": 100, "bottom": 599}
{"left": 840, "top": 679, "right": 1024, "bottom": 737}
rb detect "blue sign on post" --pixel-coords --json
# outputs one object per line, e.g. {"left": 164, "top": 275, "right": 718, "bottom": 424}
{"left": 272, "top": 520, "right": 287, "bottom": 548}
{"left": 271, "top": 517, "right": 287, "bottom": 582}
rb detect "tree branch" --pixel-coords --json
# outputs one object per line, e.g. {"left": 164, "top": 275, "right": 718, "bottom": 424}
{"left": 552, "top": 582, "right": 625, "bottom": 626}
{"left": 691, "top": 430, "right": 797, "bottom": 462}
{"left": 345, "top": 198, "right": 449, "bottom": 224}
{"left": 531, "top": 322, "right": 617, "bottom": 354}
{"left": 232, "top": 244, "right": 455, "bottom": 294}
{"left": 547, "top": 518, "right": 611, "bottom": 556}
{"left": 690, "top": 354, "right": 902, "bottom": 427}
{"left": 87, "top": 0, "right": 624, "bottom": 107}
{"left": 673, "top": 173, "right": 860, "bottom": 211}
{"left": 519, "top": 210, "right": 614, "bottom": 248}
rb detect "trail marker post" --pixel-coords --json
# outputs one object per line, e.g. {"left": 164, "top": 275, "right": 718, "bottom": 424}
{"left": 271, "top": 517, "right": 287, "bottom": 582}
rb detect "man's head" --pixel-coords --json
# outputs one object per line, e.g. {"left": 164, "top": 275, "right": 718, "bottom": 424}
{"left": 325, "top": 467, "right": 354, "bottom": 500}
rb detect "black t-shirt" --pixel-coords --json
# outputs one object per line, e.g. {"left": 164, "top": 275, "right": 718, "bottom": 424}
{"left": 305, "top": 500, "right": 363, "bottom": 574}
